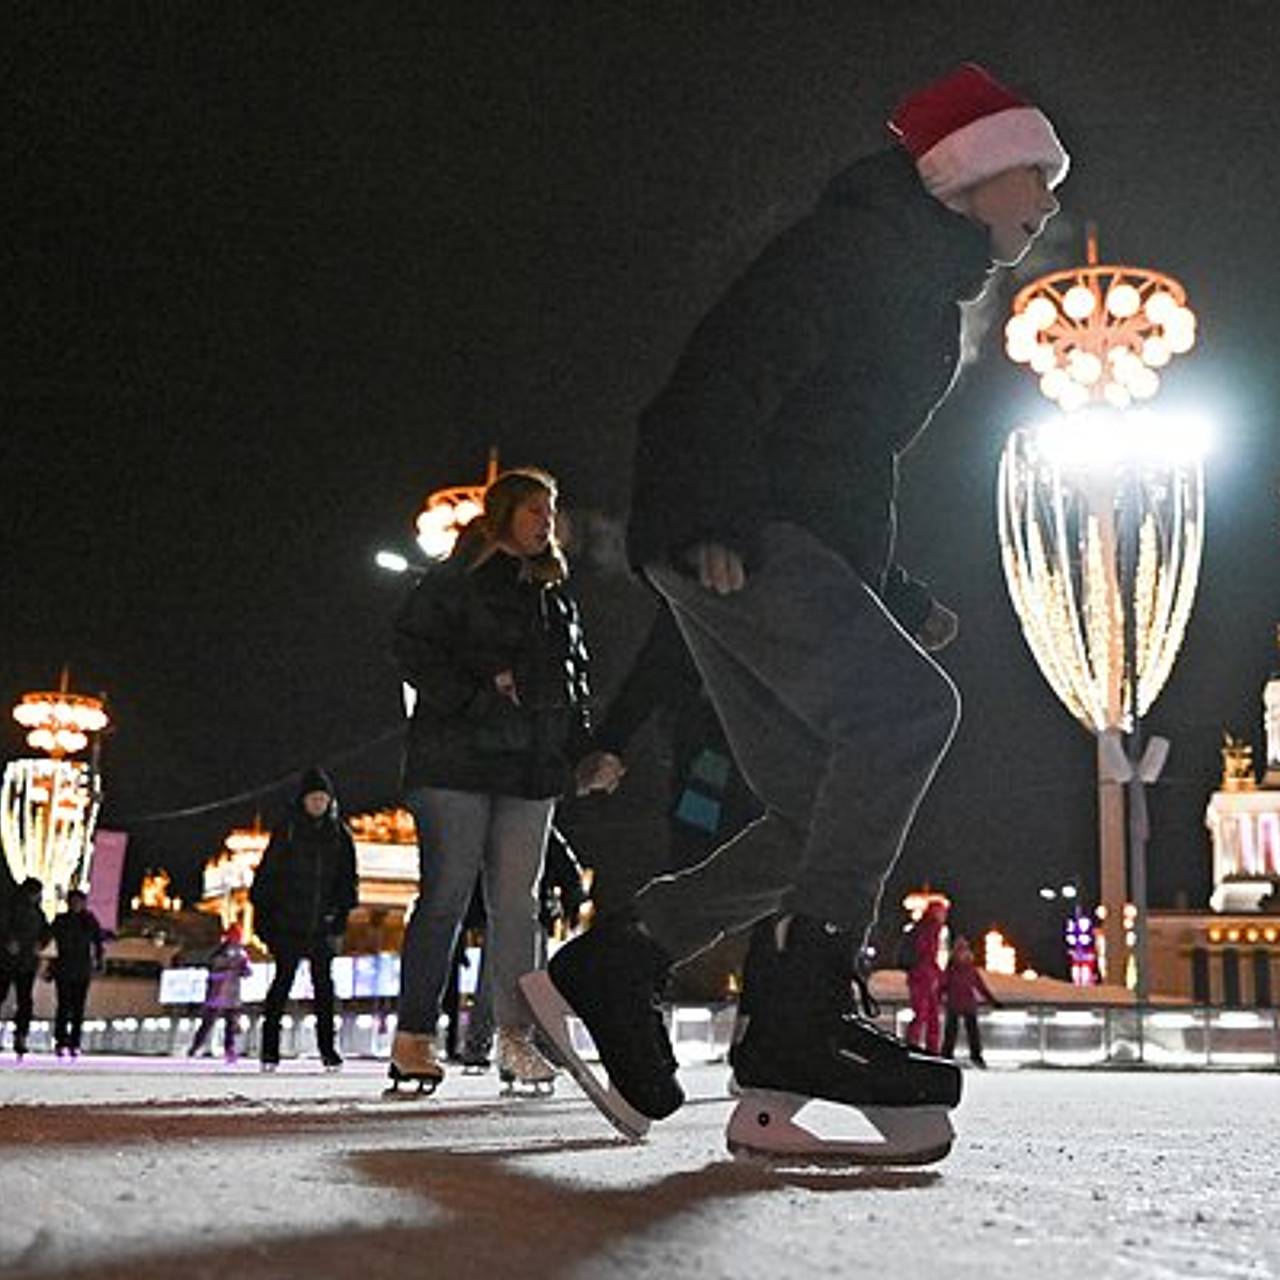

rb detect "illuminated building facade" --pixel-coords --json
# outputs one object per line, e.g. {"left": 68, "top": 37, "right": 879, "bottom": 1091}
{"left": 1145, "top": 652, "right": 1280, "bottom": 1003}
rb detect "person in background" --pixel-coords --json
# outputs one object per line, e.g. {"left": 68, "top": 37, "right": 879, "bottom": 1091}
{"left": 49, "top": 888, "right": 105, "bottom": 1060}
{"left": 941, "top": 935, "right": 1000, "bottom": 1067}
{"left": 389, "top": 467, "right": 591, "bottom": 1096}
{"left": 251, "top": 766, "right": 358, "bottom": 1072}
{"left": 187, "top": 922, "right": 253, "bottom": 1063}
{"left": 0, "top": 877, "right": 51, "bottom": 1060}
{"left": 906, "top": 899, "right": 949, "bottom": 1056}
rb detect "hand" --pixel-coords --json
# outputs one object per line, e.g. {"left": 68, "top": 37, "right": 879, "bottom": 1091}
{"left": 575, "top": 751, "right": 626, "bottom": 796}
{"left": 915, "top": 601, "right": 959, "bottom": 652}
{"left": 494, "top": 670, "right": 521, "bottom": 704}
{"left": 687, "top": 542, "right": 746, "bottom": 595}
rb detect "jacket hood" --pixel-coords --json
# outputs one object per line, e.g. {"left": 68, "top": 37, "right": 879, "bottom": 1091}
{"left": 819, "top": 146, "right": 993, "bottom": 301}
{"left": 295, "top": 766, "right": 339, "bottom": 819}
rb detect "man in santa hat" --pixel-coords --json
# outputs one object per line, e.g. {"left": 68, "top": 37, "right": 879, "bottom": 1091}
{"left": 523, "top": 64, "right": 1066, "bottom": 1164}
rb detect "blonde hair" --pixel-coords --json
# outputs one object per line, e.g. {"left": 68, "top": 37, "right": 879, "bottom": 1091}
{"left": 455, "top": 467, "right": 567, "bottom": 584}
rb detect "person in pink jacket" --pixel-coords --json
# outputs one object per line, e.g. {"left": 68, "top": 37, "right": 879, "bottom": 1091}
{"left": 905, "top": 900, "right": 947, "bottom": 1054}
{"left": 941, "top": 936, "right": 1000, "bottom": 1067}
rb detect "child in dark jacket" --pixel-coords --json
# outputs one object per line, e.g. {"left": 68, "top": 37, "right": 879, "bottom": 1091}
{"left": 941, "top": 936, "right": 1000, "bottom": 1067}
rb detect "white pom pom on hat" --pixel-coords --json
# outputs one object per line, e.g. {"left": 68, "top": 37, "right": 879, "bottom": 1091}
{"left": 888, "top": 63, "right": 1069, "bottom": 201}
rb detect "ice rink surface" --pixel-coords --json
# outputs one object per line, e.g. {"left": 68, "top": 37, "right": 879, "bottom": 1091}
{"left": 1, "top": 1056, "right": 1277, "bottom": 1280}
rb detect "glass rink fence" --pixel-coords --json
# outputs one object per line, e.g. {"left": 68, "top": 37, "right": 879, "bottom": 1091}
{"left": 6, "top": 992, "right": 1280, "bottom": 1068}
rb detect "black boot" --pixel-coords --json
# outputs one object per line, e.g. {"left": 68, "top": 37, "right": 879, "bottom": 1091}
{"left": 541, "top": 912, "right": 683, "bottom": 1120}
{"left": 730, "top": 914, "right": 961, "bottom": 1111}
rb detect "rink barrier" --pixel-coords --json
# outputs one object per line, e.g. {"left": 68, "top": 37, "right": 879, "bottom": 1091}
{"left": 4, "top": 1003, "right": 1280, "bottom": 1068}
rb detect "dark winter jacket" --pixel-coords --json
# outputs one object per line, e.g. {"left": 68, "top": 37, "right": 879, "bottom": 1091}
{"left": 251, "top": 800, "right": 359, "bottom": 952}
{"left": 627, "top": 146, "right": 992, "bottom": 612}
{"left": 49, "top": 909, "right": 105, "bottom": 982}
{"left": 395, "top": 545, "right": 591, "bottom": 799}
{"left": 1, "top": 890, "right": 51, "bottom": 974}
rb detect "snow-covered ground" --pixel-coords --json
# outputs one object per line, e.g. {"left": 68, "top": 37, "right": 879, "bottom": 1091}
{"left": 1, "top": 1055, "right": 1277, "bottom": 1280}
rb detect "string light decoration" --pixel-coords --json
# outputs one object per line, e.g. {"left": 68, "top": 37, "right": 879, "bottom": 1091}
{"left": 1, "top": 676, "right": 110, "bottom": 920}
{"left": 997, "top": 409, "right": 1207, "bottom": 734}
{"left": 1004, "top": 229, "right": 1196, "bottom": 413}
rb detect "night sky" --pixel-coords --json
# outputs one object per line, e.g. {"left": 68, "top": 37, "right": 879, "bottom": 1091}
{"left": 5, "top": 4, "right": 1278, "bottom": 969}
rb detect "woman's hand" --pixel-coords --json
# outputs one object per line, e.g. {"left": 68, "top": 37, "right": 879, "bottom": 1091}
{"left": 494, "top": 670, "right": 521, "bottom": 705}
{"left": 575, "top": 750, "right": 626, "bottom": 795}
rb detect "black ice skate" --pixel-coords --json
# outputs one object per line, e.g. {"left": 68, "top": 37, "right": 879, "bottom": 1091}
{"left": 519, "top": 913, "right": 683, "bottom": 1141}
{"left": 726, "top": 915, "right": 961, "bottom": 1168}
{"left": 384, "top": 1030, "right": 444, "bottom": 1097}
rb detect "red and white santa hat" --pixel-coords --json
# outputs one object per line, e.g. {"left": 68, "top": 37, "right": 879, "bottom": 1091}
{"left": 888, "top": 63, "right": 1069, "bottom": 202}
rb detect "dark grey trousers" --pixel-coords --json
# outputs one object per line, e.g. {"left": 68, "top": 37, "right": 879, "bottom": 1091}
{"left": 637, "top": 522, "right": 960, "bottom": 961}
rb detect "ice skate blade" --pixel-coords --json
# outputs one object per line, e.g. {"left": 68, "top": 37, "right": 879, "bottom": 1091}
{"left": 500, "top": 1078, "right": 556, "bottom": 1098}
{"left": 518, "top": 970, "right": 650, "bottom": 1142}
{"left": 726, "top": 1091, "right": 954, "bottom": 1168}
{"left": 384, "top": 1062, "right": 443, "bottom": 1098}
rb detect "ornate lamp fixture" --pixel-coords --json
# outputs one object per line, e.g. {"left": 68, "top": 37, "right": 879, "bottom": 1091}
{"left": 1, "top": 675, "right": 110, "bottom": 919}
{"left": 1004, "top": 228, "right": 1196, "bottom": 413}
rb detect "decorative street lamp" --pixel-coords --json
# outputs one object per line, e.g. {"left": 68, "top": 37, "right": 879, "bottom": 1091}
{"left": 998, "top": 232, "right": 1205, "bottom": 1000}
{"left": 1, "top": 673, "right": 110, "bottom": 920}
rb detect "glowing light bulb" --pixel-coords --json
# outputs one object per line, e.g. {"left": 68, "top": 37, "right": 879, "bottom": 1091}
{"left": 1024, "top": 296, "right": 1058, "bottom": 330}
{"left": 1141, "top": 335, "right": 1172, "bottom": 368}
{"left": 1062, "top": 284, "right": 1097, "bottom": 320}
{"left": 1068, "top": 351, "right": 1103, "bottom": 385}
{"left": 1164, "top": 307, "right": 1196, "bottom": 354}
{"left": 1040, "top": 369, "right": 1070, "bottom": 400}
{"left": 1029, "top": 343, "right": 1057, "bottom": 374}
{"left": 1144, "top": 291, "right": 1178, "bottom": 325}
{"left": 1129, "top": 366, "right": 1160, "bottom": 400}
{"left": 1103, "top": 381, "right": 1132, "bottom": 409}
{"left": 1105, "top": 283, "right": 1141, "bottom": 318}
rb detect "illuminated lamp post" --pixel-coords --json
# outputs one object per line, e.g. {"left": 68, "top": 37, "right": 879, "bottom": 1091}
{"left": 1, "top": 675, "right": 110, "bottom": 920}
{"left": 998, "top": 231, "right": 1203, "bottom": 1002}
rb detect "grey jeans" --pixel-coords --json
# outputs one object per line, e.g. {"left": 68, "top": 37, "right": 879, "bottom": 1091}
{"left": 398, "top": 787, "right": 554, "bottom": 1034}
{"left": 637, "top": 522, "right": 960, "bottom": 960}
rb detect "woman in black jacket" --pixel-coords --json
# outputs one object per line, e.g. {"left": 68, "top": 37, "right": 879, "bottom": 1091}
{"left": 389, "top": 468, "right": 590, "bottom": 1095}
{"left": 251, "top": 766, "right": 358, "bottom": 1071}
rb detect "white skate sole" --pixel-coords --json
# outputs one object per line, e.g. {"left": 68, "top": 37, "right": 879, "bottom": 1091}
{"left": 518, "top": 971, "right": 650, "bottom": 1142}
{"left": 499, "top": 1074, "right": 556, "bottom": 1098}
{"left": 726, "top": 1089, "right": 954, "bottom": 1167}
